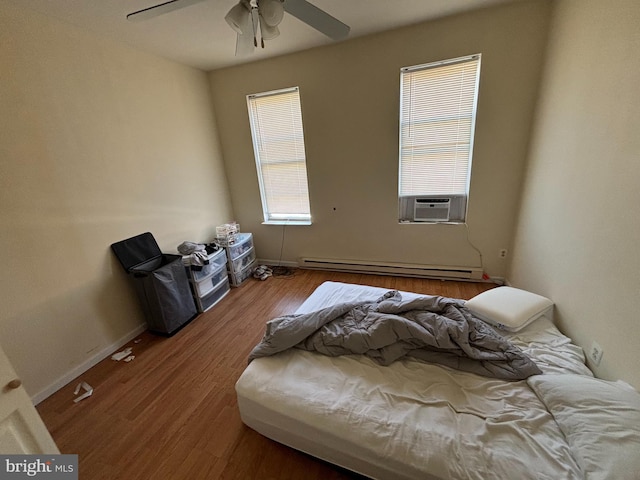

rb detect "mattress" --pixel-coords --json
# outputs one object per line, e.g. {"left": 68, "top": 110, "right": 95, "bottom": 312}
{"left": 235, "top": 281, "right": 594, "bottom": 480}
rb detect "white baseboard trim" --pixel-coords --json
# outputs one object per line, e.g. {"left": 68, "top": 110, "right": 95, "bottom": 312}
{"left": 257, "top": 258, "right": 505, "bottom": 285}
{"left": 298, "top": 257, "right": 484, "bottom": 281}
{"left": 32, "top": 323, "right": 147, "bottom": 405}
{"left": 256, "top": 259, "right": 299, "bottom": 268}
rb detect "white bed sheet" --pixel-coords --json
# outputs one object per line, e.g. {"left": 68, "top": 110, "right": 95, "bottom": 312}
{"left": 236, "top": 282, "right": 592, "bottom": 480}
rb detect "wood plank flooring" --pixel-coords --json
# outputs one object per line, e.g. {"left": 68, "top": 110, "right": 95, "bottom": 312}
{"left": 36, "top": 269, "right": 495, "bottom": 479}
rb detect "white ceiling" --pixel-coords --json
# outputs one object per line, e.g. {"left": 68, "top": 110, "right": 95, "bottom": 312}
{"left": 15, "top": 0, "right": 523, "bottom": 71}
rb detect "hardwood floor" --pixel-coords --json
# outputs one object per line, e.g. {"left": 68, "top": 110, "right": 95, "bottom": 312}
{"left": 37, "top": 269, "right": 495, "bottom": 479}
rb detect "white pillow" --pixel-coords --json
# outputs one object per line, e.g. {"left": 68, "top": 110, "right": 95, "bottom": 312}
{"left": 464, "top": 286, "right": 553, "bottom": 332}
{"left": 528, "top": 374, "right": 640, "bottom": 480}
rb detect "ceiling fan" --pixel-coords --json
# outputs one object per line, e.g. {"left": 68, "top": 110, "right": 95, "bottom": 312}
{"left": 126, "top": 0, "right": 350, "bottom": 56}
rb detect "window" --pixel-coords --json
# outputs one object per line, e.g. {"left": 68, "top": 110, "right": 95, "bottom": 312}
{"left": 247, "top": 87, "right": 311, "bottom": 224}
{"left": 398, "top": 54, "right": 481, "bottom": 222}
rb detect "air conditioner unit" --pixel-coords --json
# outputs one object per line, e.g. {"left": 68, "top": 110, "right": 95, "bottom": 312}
{"left": 414, "top": 198, "right": 451, "bottom": 222}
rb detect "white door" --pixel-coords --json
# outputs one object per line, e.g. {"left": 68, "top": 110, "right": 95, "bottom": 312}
{"left": 0, "top": 345, "right": 59, "bottom": 454}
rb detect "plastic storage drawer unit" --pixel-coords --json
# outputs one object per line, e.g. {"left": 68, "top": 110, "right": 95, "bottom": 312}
{"left": 219, "top": 232, "right": 256, "bottom": 287}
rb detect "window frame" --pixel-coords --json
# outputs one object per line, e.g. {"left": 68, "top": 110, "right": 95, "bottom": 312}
{"left": 246, "top": 86, "right": 312, "bottom": 225}
{"left": 398, "top": 54, "right": 481, "bottom": 223}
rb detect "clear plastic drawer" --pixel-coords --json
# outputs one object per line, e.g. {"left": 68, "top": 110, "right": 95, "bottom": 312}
{"left": 194, "top": 266, "right": 228, "bottom": 297}
{"left": 230, "top": 247, "right": 256, "bottom": 274}
{"left": 183, "top": 248, "right": 226, "bottom": 282}
{"left": 198, "top": 277, "right": 230, "bottom": 312}
{"left": 226, "top": 233, "right": 253, "bottom": 261}
{"left": 230, "top": 260, "right": 257, "bottom": 287}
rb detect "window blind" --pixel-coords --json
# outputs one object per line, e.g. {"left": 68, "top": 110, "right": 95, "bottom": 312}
{"left": 399, "top": 55, "right": 481, "bottom": 197}
{"left": 247, "top": 87, "right": 311, "bottom": 223}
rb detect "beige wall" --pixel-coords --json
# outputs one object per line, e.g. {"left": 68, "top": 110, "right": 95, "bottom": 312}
{"left": 0, "top": 2, "right": 233, "bottom": 400}
{"left": 8, "top": 0, "right": 634, "bottom": 402}
{"left": 209, "top": 1, "right": 551, "bottom": 279}
{"left": 509, "top": 0, "right": 640, "bottom": 388}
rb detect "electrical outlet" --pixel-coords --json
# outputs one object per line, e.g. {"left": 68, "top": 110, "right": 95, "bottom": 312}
{"left": 499, "top": 249, "right": 508, "bottom": 258}
{"left": 589, "top": 341, "right": 604, "bottom": 366}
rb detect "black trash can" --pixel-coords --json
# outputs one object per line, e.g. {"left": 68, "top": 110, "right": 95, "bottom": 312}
{"left": 111, "top": 232, "right": 197, "bottom": 336}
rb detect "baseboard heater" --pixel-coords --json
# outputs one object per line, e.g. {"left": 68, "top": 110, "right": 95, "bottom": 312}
{"left": 298, "top": 258, "right": 483, "bottom": 281}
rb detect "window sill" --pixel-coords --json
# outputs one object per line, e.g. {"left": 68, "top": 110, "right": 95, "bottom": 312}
{"left": 398, "top": 220, "right": 465, "bottom": 225}
{"left": 262, "top": 220, "right": 312, "bottom": 226}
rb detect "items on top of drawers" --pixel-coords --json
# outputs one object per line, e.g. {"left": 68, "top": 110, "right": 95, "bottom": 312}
{"left": 215, "top": 221, "right": 240, "bottom": 246}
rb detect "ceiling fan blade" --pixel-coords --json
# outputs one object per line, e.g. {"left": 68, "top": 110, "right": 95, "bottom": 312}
{"left": 126, "top": 0, "right": 208, "bottom": 22}
{"left": 283, "top": 0, "right": 350, "bottom": 40}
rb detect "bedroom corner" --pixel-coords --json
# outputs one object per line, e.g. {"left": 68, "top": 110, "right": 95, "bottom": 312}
{"left": 508, "top": 0, "right": 640, "bottom": 389}
{"left": 0, "top": 1, "right": 234, "bottom": 401}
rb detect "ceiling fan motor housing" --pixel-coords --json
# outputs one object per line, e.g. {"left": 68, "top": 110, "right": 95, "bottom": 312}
{"left": 128, "top": 0, "right": 350, "bottom": 56}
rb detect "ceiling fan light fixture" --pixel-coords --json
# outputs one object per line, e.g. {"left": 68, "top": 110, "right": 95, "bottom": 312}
{"left": 225, "top": 1, "right": 250, "bottom": 34}
{"left": 259, "top": 0, "right": 284, "bottom": 27}
{"left": 235, "top": 31, "right": 255, "bottom": 56}
{"left": 259, "top": 17, "right": 280, "bottom": 40}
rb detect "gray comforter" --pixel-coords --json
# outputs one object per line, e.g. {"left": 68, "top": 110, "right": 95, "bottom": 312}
{"left": 249, "top": 290, "right": 541, "bottom": 380}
